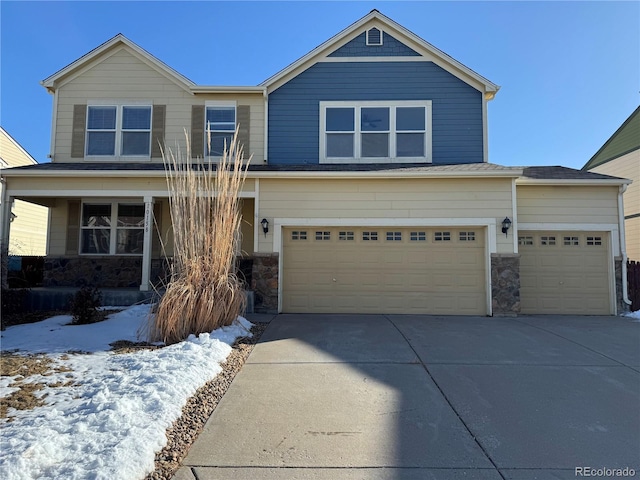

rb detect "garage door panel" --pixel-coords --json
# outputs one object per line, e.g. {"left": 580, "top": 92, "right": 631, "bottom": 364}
{"left": 283, "top": 227, "right": 486, "bottom": 314}
{"left": 519, "top": 231, "right": 610, "bottom": 315}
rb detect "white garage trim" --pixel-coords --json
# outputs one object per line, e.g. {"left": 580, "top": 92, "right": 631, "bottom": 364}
{"left": 517, "top": 224, "right": 619, "bottom": 315}
{"left": 272, "top": 217, "right": 498, "bottom": 314}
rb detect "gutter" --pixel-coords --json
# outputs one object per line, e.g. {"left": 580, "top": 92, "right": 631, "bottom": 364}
{"left": 618, "top": 184, "right": 632, "bottom": 308}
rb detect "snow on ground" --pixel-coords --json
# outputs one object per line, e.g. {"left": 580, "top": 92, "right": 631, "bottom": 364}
{"left": 0, "top": 305, "right": 252, "bottom": 480}
{"left": 626, "top": 309, "right": 640, "bottom": 320}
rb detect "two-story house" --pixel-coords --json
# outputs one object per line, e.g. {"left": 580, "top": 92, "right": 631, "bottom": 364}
{"left": 0, "top": 11, "right": 632, "bottom": 315}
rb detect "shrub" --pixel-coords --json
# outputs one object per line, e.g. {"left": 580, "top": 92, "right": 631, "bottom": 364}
{"left": 1, "top": 288, "right": 28, "bottom": 330}
{"left": 69, "top": 287, "right": 102, "bottom": 325}
{"left": 147, "top": 129, "right": 250, "bottom": 344}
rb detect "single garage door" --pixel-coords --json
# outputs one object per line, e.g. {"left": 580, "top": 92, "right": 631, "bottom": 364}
{"left": 519, "top": 231, "right": 611, "bottom": 315}
{"left": 283, "top": 227, "right": 486, "bottom": 314}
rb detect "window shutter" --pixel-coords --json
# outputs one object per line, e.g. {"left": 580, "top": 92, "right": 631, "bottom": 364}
{"left": 191, "top": 105, "right": 205, "bottom": 159}
{"left": 151, "top": 105, "right": 166, "bottom": 159}
{"left": 237, "top": 105, "right": 250, "bottom": 156}
{"left": 152, "top": 201, "right": 162, "bottom": 257}
{"left": 71, "top": 105, "right": 87, "bottom": 158}
{"left": 66, "top": 200, "right": 81, "bottom": 255}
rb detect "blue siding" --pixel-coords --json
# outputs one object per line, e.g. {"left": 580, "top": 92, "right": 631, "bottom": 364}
{"left": 329, "top": 32, "right": 420, "bottom": 57}
{"left": 268, "top": 62, "right": 483, "bottom": 165}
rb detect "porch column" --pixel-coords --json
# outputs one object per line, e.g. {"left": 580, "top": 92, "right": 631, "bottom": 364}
{"left": 140, "top": 196, "right": 154, "bottom": 292}
{"left": 0, "top": 186, "right": 13, "bottom": 288}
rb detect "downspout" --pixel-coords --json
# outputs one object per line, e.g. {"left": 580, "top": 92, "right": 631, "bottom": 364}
{"left": 263, "top": 88, "right": 268, "bottom": 164}
{"left": 618, "top": 184, "right": 632, "bottom": 308}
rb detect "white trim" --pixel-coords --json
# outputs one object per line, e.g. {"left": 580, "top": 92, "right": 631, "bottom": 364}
{"left": 0, "top": 128, "right": 38, "bottom": 165}
{"left": 511, "top": 178, "right": 518, "bottom": 254}
{"left": 140, "top": 196, "right": 154, "bottom": 291}
{"left": 41, "top": 35, "right": 195, "bottom": 93}
{"left": 618, "top": 185, "right": 632, "bottom": 307}
{"left": 272, "top": 217, "right": 497, "bottom": 314}
{"left": 482, "top": 94, "right": 488, "bottom": 163}
{"left": 260, "top": 11, "right": 499, "bottom": 97}
{"left": 516, "top": 178, "right": 631, "bottom": 186}
{"left": 366, "top": 27, "right": 383, "bottom": 46}
{"left": 6, "top": 189, "right": 257, "bottom": 198}
{"left": 191, "top": 86, "right": 265, "bottom": 94}
{"left": 319, "top": 100, "right": 432, "bottom": 164}
{"left": 318, "top": 56, "right": 429, "bottom": 63}
{"left": 253, "top": 178, "right": 260, "bottom": 254}
{"left": 263, "top": 90, "right": 269, "bottom": 163}
{"left": 49, "top": 90, "right": 58, "bottom": 160}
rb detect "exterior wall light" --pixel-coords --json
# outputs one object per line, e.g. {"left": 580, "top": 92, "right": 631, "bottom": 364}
{"left": 261, "top": 218, "right": 269, "bottom": 236}
{"left": 501, "top": 217, "right": 512, "bottom": 237}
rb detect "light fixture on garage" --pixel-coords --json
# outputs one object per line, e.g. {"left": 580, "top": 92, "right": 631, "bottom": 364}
{"left": 261, "top": 218, "right": 269, "bottom": 237}
{"left": 501, "top": 217, "right": 512, "bottom": 237}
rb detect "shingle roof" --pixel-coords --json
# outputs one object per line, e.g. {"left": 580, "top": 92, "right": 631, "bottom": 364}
{"left": 521, "top": 166, "right": 625, "bottom": 181}
{"left": 1, "top": 162, "right": 627, "bottom": 182}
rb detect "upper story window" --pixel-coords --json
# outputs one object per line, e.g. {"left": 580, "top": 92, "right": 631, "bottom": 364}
{"left": 320, "top": 101, "right": 432, "bottom": 164}
{"left": 86, "top": 105, "right": 151, "bottom": 157}
{"left": 205, "top": 103, "right": 236, "bottom": 157}
{"left": 366, "top": 27, "right": 383, "bottom": 46}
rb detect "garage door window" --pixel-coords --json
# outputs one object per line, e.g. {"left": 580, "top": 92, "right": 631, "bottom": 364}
{"left": 362, "top": 231, "right": 378, "bottom": 241}
{"left": 386, "top": 231, "right": 402, "bottom": 241}
{"left": 519, "top": 236, "right": 533, "bottom": 246}
{"left": 291, "top": 231, "right": 307, "bottom": 240}
{"left": 339, "top": 231, "right": 355, "bottom": 241}
{"left": 315, "top": 231, "right": 331, "bottom": 241}
{"left": 587, "top": 236, "right": 602, "bottom": 246}
{"left": 410, "top": 231, "right": 427, "bottom": 241}
{"left": 459, "top": 231, "right": 476, "bottom": 241}
{"left": 540, "top": 236, "right": 556, "bottom": 246}
{"left": 564, "top": 236, "right": 580, "bottom": 246}
{"left": 434, "top": 231, "right": 451, "bottom": 241}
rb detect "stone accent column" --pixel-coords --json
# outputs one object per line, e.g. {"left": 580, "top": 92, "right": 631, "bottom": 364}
{"left": 491, "top": 253, "right": 521, "bottom": 316}
{"left": 251, "top": 253, "right": 278, "bottom": 313}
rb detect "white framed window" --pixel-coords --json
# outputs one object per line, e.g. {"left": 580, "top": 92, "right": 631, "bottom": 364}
{"left": 320, "top": 101, "right": 432, "bottom": 163}
{"left": 410, "top": 231, "right": 427, "bottom": 242}
{"left": 205, "top": 102, "right": 236, "bottom": 157}
{"left": 80, "top": 202, "right": 145, "bottom": 255}
{"left": 291, "top": 231, "right": 307, "bottom": 240}
{"left": 86, "top": 104, "right": 152, "bottom": 158}
{"left": 362, "top": 231, "right": 378, "bottom": 241}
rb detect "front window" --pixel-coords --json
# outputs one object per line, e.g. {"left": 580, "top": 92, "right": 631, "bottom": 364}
{"left": 321, "top": 101, "right": 431, "bottom": 163}
{"left": 81, "top": 203, "right": 144, "bottom": 255}
{"left": 86, "top": 105, "right": 151, "bottom": 157}
{"left": 206, "top": 104, "right": 236, "bottom": 156}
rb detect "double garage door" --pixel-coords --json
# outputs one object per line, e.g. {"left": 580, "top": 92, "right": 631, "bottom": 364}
{"left": 519, "top": 231, "right": 611, "bottom": 315}
{"left": 283, "top": 227, "right": 486, "bottom": 314}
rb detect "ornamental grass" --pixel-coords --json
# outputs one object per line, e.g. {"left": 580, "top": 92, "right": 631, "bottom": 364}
{"left": 148, "top": 129, "right": 250, "bottom": 344}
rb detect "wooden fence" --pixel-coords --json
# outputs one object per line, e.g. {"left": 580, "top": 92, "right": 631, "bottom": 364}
{"left": 629, "top": 260, "right": 640, "bottom": 312}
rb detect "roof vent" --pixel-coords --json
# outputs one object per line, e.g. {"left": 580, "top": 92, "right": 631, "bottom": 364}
{"left": 366, "top": 27, "right": 383, "bottom": 46}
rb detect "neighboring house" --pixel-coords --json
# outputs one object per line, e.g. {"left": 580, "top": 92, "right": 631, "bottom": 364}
{"left": 0, "top": 10, "right": 632, "bottom": 314}
{"left": 583, "top": 106, "right": 639, "bottom": 261}
{"left": 0, "top": 127, "right": 48, "bottom": 255}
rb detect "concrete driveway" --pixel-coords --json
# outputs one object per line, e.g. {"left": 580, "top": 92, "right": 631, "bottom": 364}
{"left": 176, "top": 314, "right": 640, "bottom": 479}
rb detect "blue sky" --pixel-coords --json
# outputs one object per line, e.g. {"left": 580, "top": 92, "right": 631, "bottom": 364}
{"left": 1, "top": 1, "right": 638, "bottom": 169}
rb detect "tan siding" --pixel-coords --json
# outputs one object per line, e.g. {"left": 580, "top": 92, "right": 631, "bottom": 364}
{"left": 54, "top": 47, "right": 265, "bottom": 163}
{"left": 626, "top": 217, "right": 640, "bottom": 261}
{"left": 48, "top": 200, "right": 69, "bottom": 256}
{"left": 257, "top": 177, "right": 514, "bottom": 253}
{"left": 9, "top": 200, "right": 48, "bottom": 255}
{"left": 7, "top": 176, "right": 255, "bottom": 194}
{"left": 0, "top": 130, "right": 36, "bottom": 167}
{"left": 590, "top": 151, "right": 639, "bottom": 217}
{"left": 517, "top": 185, "right": 619, "bottom": 225}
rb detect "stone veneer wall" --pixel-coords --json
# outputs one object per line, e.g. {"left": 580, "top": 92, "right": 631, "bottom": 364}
{"left": 251, "top": 253, "right": 278, "bottom": 313}
{"left": 615, "top": 257, "right": 630, "bottom": 314}
{"left": 491, "top": 253, "right": 521, "bottom": 316}
{"left": 44, "top": 257, "right": 169, "bottom": 288}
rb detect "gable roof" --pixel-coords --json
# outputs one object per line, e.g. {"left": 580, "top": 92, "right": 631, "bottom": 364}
{"left": 0, "top": 127, "right": 38, "bottom": 167}
{"left": 41, "top": 33, "right": 197, "bottom": 93}
{"left": 583, "top": 106, "right": 640, "bottom": 170}
{"left": 260, "top": 10, "right": 500, "bottom": 99}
